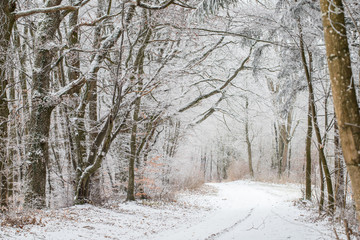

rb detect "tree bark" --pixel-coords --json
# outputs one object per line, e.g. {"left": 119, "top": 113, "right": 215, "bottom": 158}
{"left": 24, "top": 0, "right": 63, "bottom": 209}
{"left": 305, "top": 94, "right": 312, "bottom": 200}
{"left": 0, "top": 1, "right": 16, "bottom": 209}
{"left": 319, "top": 0, "right": 360, "bottom": 221}
{"left": 88, "top": 0, "right": 102, "bottom": 204}
{"left": 334, "top": 116, "right": 345, "bottom": 208}
{"left": 126, "top": 95, "right": 141, "bottom": 201}
{"left": 245, "top": 96, "right": 254, "bottom": 177}
{"left": 126, "top": 20, "right": 152, "bottom": 201}
{"left": 74, "top": 3, "right": 136, "bottom": 204}
{"left": 318, "top": 155, "right": 325, "bottom": 211}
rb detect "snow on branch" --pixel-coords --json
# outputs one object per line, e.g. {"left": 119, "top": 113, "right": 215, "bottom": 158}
{"left": 136, "top": 0, "right": 175, "bottom": 10}
{"left": 193, "top": 93, "right": 226, "bottom": 125}
{"left": 186, "top": 36, "right": 224, "bottom": 68}
{"left": 53, "top": 76, "right": 86, "bottom": 98}
{"left": 14, "top": 5, "right": 78, "bottom": 19}
{"left": 49, "top": 4, "right": 136, "bottom": 106}
{"left": 194, "top": 0, "right": 237, "bottom": 16}
{"left": 68, "top": 12, "right": 122, "bottom": 38}
{"left": 165, "top": 24, "right": 287, "bottom": 47}
{"left": 178, "top": 44, "right": 255, "bottom": 113}
{"left": 191, "top": 27, "right": 284, "bottom": 46}
{"left": 51, "top": 25, "right": 125, "bottom": 101}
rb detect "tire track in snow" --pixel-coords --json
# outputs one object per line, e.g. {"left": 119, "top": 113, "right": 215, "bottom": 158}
{"left": 204, "top": 207, "right": 255, "bottom": 240}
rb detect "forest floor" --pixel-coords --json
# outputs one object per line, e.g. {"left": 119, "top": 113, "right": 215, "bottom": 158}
{"left": 0, "top": 180, "right": 347, "bottom": 240}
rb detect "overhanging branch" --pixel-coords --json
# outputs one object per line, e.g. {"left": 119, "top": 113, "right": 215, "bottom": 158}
{"left": 136, "top": 0, "right": 174, "bottom": 10}
{"left": 14, "top": 5, "right": 78, "bottom": 19}
{"left": 179, "top": 43, "right": 255, "bottom": 113}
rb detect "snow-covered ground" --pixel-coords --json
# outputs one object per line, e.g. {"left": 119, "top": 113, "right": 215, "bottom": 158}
{"left": 1, "top": 181, "right": 345, "bottom": 239}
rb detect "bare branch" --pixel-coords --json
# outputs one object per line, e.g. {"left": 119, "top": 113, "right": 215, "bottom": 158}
{"left": 186, "top": 36, "right": 225, "bottom": 68}
{"left": 14, "top": 5, "right": 78, "bottom": 19}
{"left": 173, "top": 0, "right": 196, "bottom": 9}
{"left": 179, "top": 44, "right": 255, "bottom": 112}
{"left": 136, "top": 0, "right": 174, "bottom": 10}
{"left": 164, "top": 24, "right": 288, "bottom": 47}
{"left": 193, "top": 93, "right": 226, "bottom": 125}
{"left": 52, "top": 77, "right": 86, "bottom": 98}
{"left": 68, "top": 12, "right": 123, "bottom": 38}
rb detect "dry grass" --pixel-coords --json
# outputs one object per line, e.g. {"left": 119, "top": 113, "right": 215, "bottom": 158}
{"left": 1, "top": 211, "right": 44, "bottom": 228}
{"left": 227, "top": 160, "right": 251, "bottom": 181}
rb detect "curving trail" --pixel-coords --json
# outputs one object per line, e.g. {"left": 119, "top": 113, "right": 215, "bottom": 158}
{"left": 153, "top": 181, "right": 337, "bottom": 240}
{"left": 0, "top": 180, "right": 342, "bottom": 240}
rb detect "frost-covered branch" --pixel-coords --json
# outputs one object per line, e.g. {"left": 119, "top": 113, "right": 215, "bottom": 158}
{"left": 166, "top": 24, "right": 286, "bottom": 47}
{"left": 179, "top": 44, "right": 254, "bottom": 112}
{"left": 14, "top": 5, "right": 78, "bottom": 19}
{"left": 193, "top": 93, "right": 226, "bottom": 125}
{"left": 51, "top": 9, "right": 134, "bottom": 100}
{"left": 194, "top": 0, "right": 237, "bottom": 15}
{"left": 67, "top": 12, "right": 123, "bottom": 38}
{"left": 186, "top": 36, "right": 224, "bottom": 68}
{"left": 173, "top": 0, "right": 196, "bottom": 9}
{"left": 136, "top": 0, "right": 174, "bottom": 10}
{"left": 74, "top": 88, "right": 124, "bottom": 203}
{"left": 52, "top": 76, "right": 86, "bottom": 98}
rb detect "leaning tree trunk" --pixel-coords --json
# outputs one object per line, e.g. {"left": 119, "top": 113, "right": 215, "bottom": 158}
{"left": 319, "top": 0, "right": 360, "bottom": 222}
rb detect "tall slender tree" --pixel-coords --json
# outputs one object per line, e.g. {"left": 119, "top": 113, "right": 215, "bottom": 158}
{"left": 0, "top": 0, "right": 16, "bottom": 208}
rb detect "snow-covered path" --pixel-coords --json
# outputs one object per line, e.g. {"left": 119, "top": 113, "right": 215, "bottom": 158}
{"left": 1, "top": 181, "right": 342, "bottom": 240}
{"left": 154, "top": 181, "right": 338, "bottom": 240}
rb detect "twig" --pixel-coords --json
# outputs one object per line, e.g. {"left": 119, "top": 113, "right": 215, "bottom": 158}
{"left": 333, "top": 227, "right": 340, "bottom": 240}
{"left": 344, "top": 219, "right": 352, "bottom": 240}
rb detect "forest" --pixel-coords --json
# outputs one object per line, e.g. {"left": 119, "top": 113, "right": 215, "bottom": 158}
{"left": 1, "top": 0, "right": 360, "bottom": 239}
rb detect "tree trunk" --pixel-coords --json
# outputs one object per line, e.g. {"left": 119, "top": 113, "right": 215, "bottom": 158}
{"left": 334, "top": 116, "right": 345, "bottom": 208}
{"left": 200, "top": 151, "right": 207, "bottom": 180}
{"left": 281, "top": 110, "right": 292, "bottom": 175}
{"left": 0, "top": 0, "right": 16, "bottom": 209}
{"left": 245, "top": 97, "right": 254, "bottom": 177}
{"left": 87, "top": 0, "right": 103, "bottom": 204}
{"left": 126, "top": 18, "right": 151, "bottom": 201}
{"left": 66, "top": 0, "right": 81, "bottom": 189}
{"left": 298, "top": 19, "right": 334, "bottom": 213}
{"left": 74, "top": 4, "right": 136, "bottom": 204}
{"left": 277, "top": 123, "right": 285, "bottom": 177}
{"left": 319, "top": 0, "right": 360, "bottom": 221}
{"left": 126, "top": 97, "right": 140, "bottom": 201}
{"left": 24, "top": 0, "right": 63, "bottom": 209}
{"left": 305, "top": 94, "right": 313, "bottom": 200}
{"left": 318, "top": 156, "right": 325, "bottom": 211}
{"left": 272, "top": 122, "right": 278, "bottom": 169}
{"left": 209, "top": 151, "right": 213, "bottom": 181}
